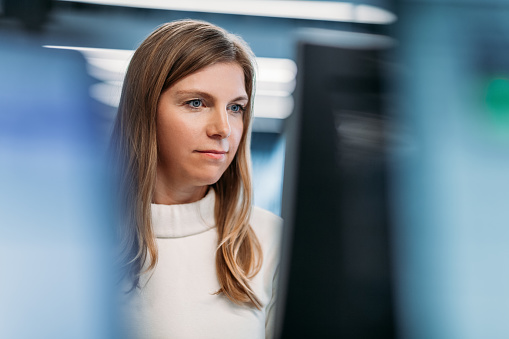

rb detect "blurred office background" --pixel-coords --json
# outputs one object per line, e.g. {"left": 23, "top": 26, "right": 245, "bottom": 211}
{"left": 1, "top": 0, "right": 508, "bottom": 338}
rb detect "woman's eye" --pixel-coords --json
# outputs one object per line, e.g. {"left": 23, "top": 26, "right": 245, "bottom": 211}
{"left": 187, "top": 99, "right": 202, "bottom": 108}
{"left": 229, "top": 104, "right": 244, "bottom": 113}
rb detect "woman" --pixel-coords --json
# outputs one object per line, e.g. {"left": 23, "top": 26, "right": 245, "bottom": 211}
{"left": 110, "top": 19, "right": 282, "bottom": 339}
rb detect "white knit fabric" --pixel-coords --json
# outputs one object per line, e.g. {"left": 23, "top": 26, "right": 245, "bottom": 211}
{"left": 123, "top": 189, "right": 283, "bottom": 339}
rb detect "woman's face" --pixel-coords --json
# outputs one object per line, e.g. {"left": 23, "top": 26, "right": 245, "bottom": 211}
{"left": 155, "top": 62, "right": 247, "bottom": 199}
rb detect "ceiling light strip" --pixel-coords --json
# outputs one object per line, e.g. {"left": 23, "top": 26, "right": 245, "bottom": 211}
{"left": 57, "top": 0, "right": 396, "bottom": 24}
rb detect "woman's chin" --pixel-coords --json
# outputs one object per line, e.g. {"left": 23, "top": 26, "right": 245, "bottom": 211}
{"left": 192, "top": 173, "right": 225, "bottom": 187}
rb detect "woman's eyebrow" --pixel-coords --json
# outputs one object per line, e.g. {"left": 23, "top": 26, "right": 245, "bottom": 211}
{"left": 174, "top": 90, "right": 213, "bottom": 101}
{"left": 174, "top": 90, "right": 248, "bottom": 103}
{"left": 231, "top": 95, "right": 249, "bottom": 102}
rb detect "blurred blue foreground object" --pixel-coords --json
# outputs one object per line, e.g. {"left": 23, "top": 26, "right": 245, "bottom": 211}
{"left": 0, "top": 32, "right": 120, "bottom": 339}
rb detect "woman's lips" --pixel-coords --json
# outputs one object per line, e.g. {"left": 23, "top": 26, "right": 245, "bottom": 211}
{"left": 195, "top": 150, "right": 227, "bottom": 160}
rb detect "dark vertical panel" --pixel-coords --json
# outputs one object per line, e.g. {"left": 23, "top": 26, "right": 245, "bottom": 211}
{"left": 277, "top": 35, "right": 396, "bottom": 338}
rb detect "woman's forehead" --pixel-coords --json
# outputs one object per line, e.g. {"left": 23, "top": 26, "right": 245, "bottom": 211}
{"left": 167, "top": 62, "right": 247, "bottom": 99}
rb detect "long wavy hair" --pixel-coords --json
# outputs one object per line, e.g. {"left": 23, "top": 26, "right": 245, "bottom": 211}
{"left": 110, "top": 20, "right": 263, "bottom": 308}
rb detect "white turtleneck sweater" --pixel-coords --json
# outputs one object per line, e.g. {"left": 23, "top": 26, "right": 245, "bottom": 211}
{"left": 123, "top": 189, "right": 283, "bottom": 339}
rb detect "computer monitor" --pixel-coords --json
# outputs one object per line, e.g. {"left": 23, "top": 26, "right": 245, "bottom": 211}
{"left": 276, "top": 29, "right": 397, "bottom": 339}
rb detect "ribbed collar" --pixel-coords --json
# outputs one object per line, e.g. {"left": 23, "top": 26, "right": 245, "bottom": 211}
{"left": 151, "top": 189, "right": 216, "bottom": 238}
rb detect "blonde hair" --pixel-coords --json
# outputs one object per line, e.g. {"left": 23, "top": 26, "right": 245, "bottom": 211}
{"left": 110, "top": 20, "right": 263, "bottom": 308}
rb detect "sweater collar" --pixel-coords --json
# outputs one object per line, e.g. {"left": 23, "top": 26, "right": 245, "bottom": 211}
{"left": 151, "top": 189, "right": 216, "bottom": 238}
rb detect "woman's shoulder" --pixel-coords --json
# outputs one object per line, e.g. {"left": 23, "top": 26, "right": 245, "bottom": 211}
{"left": 250, "top": 206, "right": 283, "bottom": 243}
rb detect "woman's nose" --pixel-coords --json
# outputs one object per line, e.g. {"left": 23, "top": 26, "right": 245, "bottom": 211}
{"left": 207, "top": 107, "right": 231, "bottom": 139}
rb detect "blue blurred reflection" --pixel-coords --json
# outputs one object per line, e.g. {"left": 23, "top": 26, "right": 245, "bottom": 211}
{"left": 391, "top": 3, "right": 509, "bottom": 339}
{"left": 0, "top": 31, "right": 119, "bottom": 339}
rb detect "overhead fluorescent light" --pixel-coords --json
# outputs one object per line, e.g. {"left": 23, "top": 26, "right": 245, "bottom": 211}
{"left": 57, "top": 0, "right": 396, "bottom": 24}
